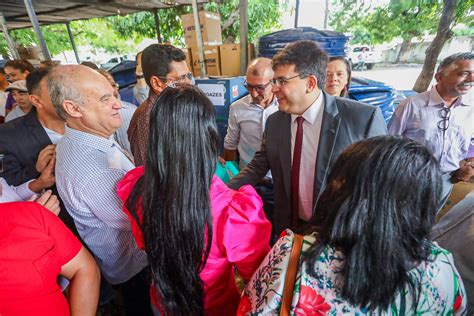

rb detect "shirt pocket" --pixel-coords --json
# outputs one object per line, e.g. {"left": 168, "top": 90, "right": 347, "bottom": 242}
{"left": 32, "top": 241, "right": 60, "bottom": 285}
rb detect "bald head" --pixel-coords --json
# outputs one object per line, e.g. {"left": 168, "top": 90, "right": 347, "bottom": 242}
{"left": 247, "top": 58, "right": 273, "bottom": 78}
{"left": 48, "top": 65, "right": 122, "bottom": 138}
{"left": 245, "top": 58, "right": 274, "bottom": 107}
{"left": 47, "top": 65, "right": 110, "bottom": 120}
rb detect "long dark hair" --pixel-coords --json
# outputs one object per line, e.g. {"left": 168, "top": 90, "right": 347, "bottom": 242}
{"left": 127, "top": 85, "right": 219, "bottom": 315}
{"left": 306, "top": 136, "right": 442, "bottom": 310}
{"left": 328, "top": 56, "right": 352, "bottom": 97}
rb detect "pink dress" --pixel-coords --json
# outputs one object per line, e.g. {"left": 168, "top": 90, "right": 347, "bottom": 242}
{"left": 117, "top": 166, "right": 271, "bottom": 315}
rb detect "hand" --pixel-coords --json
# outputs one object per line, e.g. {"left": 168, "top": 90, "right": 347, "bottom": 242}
{"left": 218, "top": 156, "right": 226, "bottom": 167}
{"left": 36, "top": 144, "right": 56, "bottom": 173}
{"left": 34, "top": 190, "right": 60, "bottom": 215}
{"left": 29, "top": 155, "right": 56, "bottom": 193}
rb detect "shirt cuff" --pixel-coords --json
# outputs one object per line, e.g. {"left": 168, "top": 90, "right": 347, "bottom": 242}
{"left": 16, "top": 179, "right": 37, "bottom": 200}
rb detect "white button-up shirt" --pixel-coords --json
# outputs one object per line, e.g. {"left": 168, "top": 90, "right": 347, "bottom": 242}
{"left": 55, "top": 126, "right": 147, "bottom": 284}
{"left": 388, "top": 86, "right": 473, "bottom": 172}
{"left": 291, "top": 92, "right": 324, "bottom": 221}
{"left": 224, "top": 94, "right": 279, "bottom": 169}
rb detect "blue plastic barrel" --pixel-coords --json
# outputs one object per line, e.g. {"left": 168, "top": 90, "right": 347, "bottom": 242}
{"left": 258, "top": 27, "right": 349, "bottom": 58}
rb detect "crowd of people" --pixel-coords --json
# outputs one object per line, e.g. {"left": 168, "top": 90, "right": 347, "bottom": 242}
{"left": 0, "top": 40, "right": 472, "bottom": 316}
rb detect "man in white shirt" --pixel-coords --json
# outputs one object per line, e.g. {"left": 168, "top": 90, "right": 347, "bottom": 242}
{"left": 51, "top": 65, "right": 151, "bottom": 315}
{"left": 388, "top": 52, "right": 473, "bottom": 173}
{"left": 224, "top": 58, "right": 278, "bottom": 168}
{"left": 228, "top": 40, "right": 387, "bottom": 235}
{"left": 224, "top": 58, "right": 279, "bottom": 222}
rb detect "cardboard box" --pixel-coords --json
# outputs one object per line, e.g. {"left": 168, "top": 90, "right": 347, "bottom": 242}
{"left": 191, "top": 45, "right": 221, "bottom": 77}
{"left": 182, "top": 48, "right": 193, "bottom": 73}
{"left": 219, "top": 43, "right": 256, "bottom": 76}
{"left": 181, "top": 11, "right": 222, "bottom": 48}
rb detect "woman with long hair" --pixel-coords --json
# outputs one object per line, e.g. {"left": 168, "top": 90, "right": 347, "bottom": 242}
{"left": 117, "top": 85, "right": 271, "bottom": 315}
{"left": 325, "top": 56, "right": 352, "bottom": 97}
{"left": 238, "top": 136, "right": 466, "bottom": 315}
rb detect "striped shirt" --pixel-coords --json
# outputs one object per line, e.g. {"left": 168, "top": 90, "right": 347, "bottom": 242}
{"left": 55, "top": 126, "right": 147, "bottom": 284}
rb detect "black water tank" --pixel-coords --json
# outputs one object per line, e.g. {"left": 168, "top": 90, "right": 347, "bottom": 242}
{"left": 258, "top": 27, "right": 349, "bottom": 58}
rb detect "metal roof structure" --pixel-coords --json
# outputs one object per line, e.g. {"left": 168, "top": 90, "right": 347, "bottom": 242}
{"left": 1, "top": 0, "right": 208, "bottom": 29}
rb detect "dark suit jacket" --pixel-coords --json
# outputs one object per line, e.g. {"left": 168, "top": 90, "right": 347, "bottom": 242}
{"left": 0, "top": 108, "right": 47, "bottom": 185}
{"left": 0, "top": 109, "right": 79, "bottom": 236}
{"left": 228, "top": 92, "right": 387, "bottom": 235}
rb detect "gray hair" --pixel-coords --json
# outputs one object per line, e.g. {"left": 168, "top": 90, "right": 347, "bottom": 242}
{"left": 437, "top": 52, "right": 474, "bottom": 74}
{"left": 46, "top": 68, "right": 85, "bottom": 120}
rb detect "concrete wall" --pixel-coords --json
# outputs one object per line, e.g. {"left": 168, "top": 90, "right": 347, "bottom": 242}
{"left": 383, "top": 36, "right": 474, "bottom": 63}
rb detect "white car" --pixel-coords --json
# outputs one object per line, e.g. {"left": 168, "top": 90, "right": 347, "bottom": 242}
{"left": 347, "top": 46, "right": 383, "bottom": 70}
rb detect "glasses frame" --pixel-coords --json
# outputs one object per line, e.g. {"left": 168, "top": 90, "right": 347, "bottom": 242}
{"left": 158, "top": 72, "right": 194, "bottom": 87}
{"left": 271, "top": 74, "right": 307, "bottom": 87}
{"left": 437, "top": 107, "right": 451, "bottom": 132}
{"left": 243, "top": 80, "right": 272, "bottom": 93}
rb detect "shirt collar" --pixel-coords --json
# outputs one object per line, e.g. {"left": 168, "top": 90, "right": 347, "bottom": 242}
{"left": 428, "top": 85, "right": 465, "bottom": 108}
{"left": 291, "top": 91, "right": 323, "bottom": 125}
{"left": 64, "top": 125, "right": 115, "bottom": 154}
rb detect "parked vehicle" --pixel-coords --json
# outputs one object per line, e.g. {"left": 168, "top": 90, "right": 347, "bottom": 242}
{"left": 347, "top": 46, "right": 383, "bottom": 70}
{"left": 100, "top": 55, "right": 131, "bottom": 70}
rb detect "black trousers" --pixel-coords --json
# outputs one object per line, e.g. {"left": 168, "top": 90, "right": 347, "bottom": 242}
{"left": 116, "top": 267, "right": 153, "bottom": 316}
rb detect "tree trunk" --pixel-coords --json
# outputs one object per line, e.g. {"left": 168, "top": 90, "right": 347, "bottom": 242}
{"left": 324, "top": 0, "right": 329, "bottom": 29}
{"left": 412, "top": 0, "right": 456, "bottom": 92}
{"left": 222, "top": 9, "right": 240, "bottom": 43}
{"left": 395, "top": 38, "right": 412, "bottom": 63}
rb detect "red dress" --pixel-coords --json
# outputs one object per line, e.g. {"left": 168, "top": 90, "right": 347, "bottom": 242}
{"left": 0, "top": 202, "right": 82, "bottom": 316}
{"left": 117, "top": 166, "right": 272, "bottom": 315}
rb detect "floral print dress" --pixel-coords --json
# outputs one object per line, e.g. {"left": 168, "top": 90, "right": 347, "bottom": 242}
{"left": 238, "top": 230, "right": 467, "bottom": 315}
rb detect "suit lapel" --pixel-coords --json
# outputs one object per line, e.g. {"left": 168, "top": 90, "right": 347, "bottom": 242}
{"left": 279, "top": 114, "right": 292, "bottom": 199}
{"left": 24, "top": 109, "right": 52, "bottom": 148}
{"left": 313, "top": 93, "right": 340, "bottom": 205}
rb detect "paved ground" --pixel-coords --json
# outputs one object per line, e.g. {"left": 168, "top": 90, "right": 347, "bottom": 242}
{"left": 352, "top": 63, "right": 435, "bottom": 91}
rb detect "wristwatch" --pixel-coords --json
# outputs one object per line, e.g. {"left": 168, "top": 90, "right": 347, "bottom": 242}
{"left": 136, "top": 74, "right": 144, "bottom": 79}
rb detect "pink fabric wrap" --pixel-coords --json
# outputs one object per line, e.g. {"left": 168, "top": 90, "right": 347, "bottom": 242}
{"left": 117, "top": 166, "right": 271, "bottom": 315}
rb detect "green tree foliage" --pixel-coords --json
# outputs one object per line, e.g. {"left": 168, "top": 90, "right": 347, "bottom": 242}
{"left": 107, "top": 0, "right": 284, "bottom": 46}
{"left": 330, "top": 0, "right": 472, "bottom": 45}
{"left": 0, "top": 0, "right": 284, "bottom": 58}
{"left": 205, "top": 0, "right": 284, "bottom": 43}
{"left": 0, "top": 19, "right": 132, "bottom": 58}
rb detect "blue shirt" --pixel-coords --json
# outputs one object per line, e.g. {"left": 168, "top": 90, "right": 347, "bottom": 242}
{"left": 55, "top": 126, "right": 147, "bottom": 284}
{"left": 388, "top": 86, "right": 473, "bottom": 172}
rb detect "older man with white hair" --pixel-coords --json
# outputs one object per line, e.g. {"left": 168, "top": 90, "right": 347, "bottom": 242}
{"left": 50, "top": 65, "right": 152, "bottom": 316}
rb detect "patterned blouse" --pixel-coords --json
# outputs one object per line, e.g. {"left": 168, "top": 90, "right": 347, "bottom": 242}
{"left": 238, "top": 230, "right": 467, "bottom": 315}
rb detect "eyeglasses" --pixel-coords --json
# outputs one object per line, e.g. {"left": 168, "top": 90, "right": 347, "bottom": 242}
{"left": 243, "top": 80, "right": 272, "bottom": 93}
{"left": 437, "top": 107, "right": 451, "bottom": 131}
{"left": 271, "top": 74, "right": 306, "bottom": 87}
{"left": 158, "top": 72, "right": 194, "bottom": 87}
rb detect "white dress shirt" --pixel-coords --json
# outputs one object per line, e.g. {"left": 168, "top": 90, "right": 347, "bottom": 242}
{"left": 388, "top": 86, "right": 473, "bottom": 172}
{"left": 0, "top": 177, "right": 35, "bottom": 202}
{"left": 55, "top": 126, "right": 147, "bottom": 284}
{"left": 290, "top": 92, "right": 324, "bottom": 221}
{"left": 43, "top": 125, "right": 64, "bottom": 144}
{"left": 224, "top": 94, "right": 279, "bottom": 169}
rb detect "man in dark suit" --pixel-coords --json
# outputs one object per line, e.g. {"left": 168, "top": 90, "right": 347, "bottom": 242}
{"left": 228, "top": 41, "right": 387, "bottom": 236}
{"left": 0, "top": 68, "right": 76, "bottom": 232}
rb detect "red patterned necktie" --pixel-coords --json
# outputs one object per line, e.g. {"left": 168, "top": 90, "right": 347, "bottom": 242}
{"left": 291, "top": 116, "right": 304, "bottom": 228}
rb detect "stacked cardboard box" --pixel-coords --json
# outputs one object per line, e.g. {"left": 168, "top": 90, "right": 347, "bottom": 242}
{"left": 181, "top": 11, "right": 257, "bottom": 78}
{"left": 219, "top": 44, "right": 256, "bottom": 77}
{"left": 181, "top": 11, "right": 223, "bottom": 76}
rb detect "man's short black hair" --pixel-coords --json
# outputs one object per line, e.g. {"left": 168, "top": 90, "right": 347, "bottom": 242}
{"left": 272, "top": 40, "right": 328, "bottom": 90}
{"left": 437, "top": 52, "right": 474, "bottom": 74}
{"left": 142, "top": 44, "right": 186, "bottom": 87}
{"left": 26, "top": 67, "right": 51, "bottom": 95}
